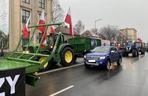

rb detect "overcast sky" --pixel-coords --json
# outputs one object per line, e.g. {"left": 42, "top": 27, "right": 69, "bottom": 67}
{"left": 0, "top": 0, "right": 9, "bottom": 34}
{"left": 60, "top": 0, "right": 148, "bottom": 42}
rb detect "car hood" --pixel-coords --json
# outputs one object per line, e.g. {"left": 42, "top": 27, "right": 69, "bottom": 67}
{"left": 86, "top": 52, "right": 109, "bottom": 57}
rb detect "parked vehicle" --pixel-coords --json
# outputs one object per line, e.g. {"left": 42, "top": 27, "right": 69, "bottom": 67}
{"left": 84, "top": 46, "right": 122, "bottom": 70}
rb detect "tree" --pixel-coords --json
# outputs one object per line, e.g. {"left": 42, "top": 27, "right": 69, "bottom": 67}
{"left": 0, "top": 30, "right": 9, "bottom": 56}
{"left": 90, "top": 28, "right": 99, "bottom": 35}
{"left": 73, "top": 20, "right": 85, "bottom": 35}
{"left": 99, "top": 25, "right": 120, "bottom": 41}
{"left": 52, "top": 0, "right": 64, "bottom": 23}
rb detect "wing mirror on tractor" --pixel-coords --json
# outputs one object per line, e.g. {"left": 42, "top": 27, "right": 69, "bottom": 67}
{"left": 111, "top": 50, "right": 115, "bottom": 53}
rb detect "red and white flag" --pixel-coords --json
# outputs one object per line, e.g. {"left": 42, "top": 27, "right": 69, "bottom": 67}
{"left": 22, "top": 16, "right": 30, "bottom": 39}
{"left": 65, "top": 8, "right": 73, "bottom": 35}
{"left": 38, "top": 10, "right": 47, "bottom": 48}
{"left": 50, "top": 26, "right": 55, "bottom": 33}
{"left": 38, "top": 10, "right": 46, "bottom": 33}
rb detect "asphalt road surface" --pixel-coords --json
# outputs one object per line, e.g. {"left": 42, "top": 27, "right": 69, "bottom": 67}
{"left": 26, "top": 53, "right": 148, "bottom": 96}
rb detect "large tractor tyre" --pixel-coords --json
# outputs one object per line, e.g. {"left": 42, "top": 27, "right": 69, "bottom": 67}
{"left": 117, "top": 58, "right": 122, "bottom": 66}
{"left": 132, "top": 50, "right": 137, "bottom": 57}
{"left": 122, "top": 52, "right": 125, "bottom": 57}
{"left": 137, "top": 50, "right": 139, "bottom": 56}
{"left": 141, "top": 49, "right": 145, "bottom": 55}
{"left": 61, "top": 47, "right": 75, "bottom": 67}
{"left": 125, "top": 52, "right": 128, "bottom": 57}
{"left": 123, "top": 52, "right": 128, "bottom": 57}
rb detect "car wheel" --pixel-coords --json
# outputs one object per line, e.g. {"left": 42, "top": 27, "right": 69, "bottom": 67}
{"left": 84, "top": 63, "right": 90, "bottom": 69}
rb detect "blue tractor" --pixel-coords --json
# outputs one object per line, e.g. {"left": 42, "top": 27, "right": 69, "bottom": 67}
{"left": 120, "top": 41, "right": 145, "bottom": 57}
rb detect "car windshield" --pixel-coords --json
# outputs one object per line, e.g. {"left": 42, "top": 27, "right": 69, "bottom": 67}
{"left": 91, "top": 46, "right": 110, "bottom": 53}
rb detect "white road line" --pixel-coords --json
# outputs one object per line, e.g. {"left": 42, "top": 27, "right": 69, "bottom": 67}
{"left": 49, "top": 85, "right": 74, "bottom": 96}
{"left": 37, "top": 63, "right": 83, "bottom": 75}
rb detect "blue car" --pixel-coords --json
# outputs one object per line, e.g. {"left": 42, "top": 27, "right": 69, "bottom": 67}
{"left": 84, "top": 46, "right": 122, "bottom": 70}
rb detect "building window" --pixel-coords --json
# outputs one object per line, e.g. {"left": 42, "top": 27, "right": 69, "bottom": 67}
{"left": 39, "top": 0, "right": 45, "bottom": 9}
{"left": 22, "top": 9, "right": 30, "bottom": 24}
{"left": 22, "top": 0, "right": 31, "bottom": 4}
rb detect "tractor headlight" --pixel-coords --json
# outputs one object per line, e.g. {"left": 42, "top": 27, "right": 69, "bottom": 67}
{"left": 100, "top": 56, "right": 106, "bottom": 59}
{"left": 23, "top": 51, "right": 29, "bottom": 54}
{"left": 84, "top": 55, "right": 86, "bottom": 59}
{"left": 50, "top": 45, "right": 53, "bottom": 49}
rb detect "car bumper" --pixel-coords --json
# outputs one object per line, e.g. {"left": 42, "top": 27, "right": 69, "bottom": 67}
{"left": 84, "top": 59, "right": 108, "bottom": 67}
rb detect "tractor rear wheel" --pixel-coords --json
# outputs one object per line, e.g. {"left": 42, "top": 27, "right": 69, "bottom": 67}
{"left": 117, "top": 58, "right": 122, "bottom": 66}
{"left": 132, "top": 50, "right": 137, "bottom": 57}
{"left": 141, "top": 49, "right": 145, "bottom": 55}
{"left": 61, "top": 47, "right": 75, "bottom": 67}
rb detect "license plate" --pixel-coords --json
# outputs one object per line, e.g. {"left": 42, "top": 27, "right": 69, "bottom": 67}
{"left": 88, "top": 60, "right": 96, "bottom": 63}
{"left": 89, "top": 63, "right": 98, "bottom": 66}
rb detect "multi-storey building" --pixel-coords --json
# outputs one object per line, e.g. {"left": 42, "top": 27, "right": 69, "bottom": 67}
{"left": 120, "top": 28, "right": 137, "bottom": 41}
{"left": 0, "top": 0, "right": 52, "bottom": 50}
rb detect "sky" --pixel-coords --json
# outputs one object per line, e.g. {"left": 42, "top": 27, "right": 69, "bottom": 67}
{"left": 0, "top": 0, "right": 9, "bottom": 34}
{"left": 59, "top": 0, "right": 148, "bottom": 42}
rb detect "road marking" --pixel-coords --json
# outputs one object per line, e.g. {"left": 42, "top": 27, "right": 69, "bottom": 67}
{"left": 49, "top": 85, "right": 74, "bottom": 96}
{"left": 37, "top": 63, "right": 83, "bottom": 75}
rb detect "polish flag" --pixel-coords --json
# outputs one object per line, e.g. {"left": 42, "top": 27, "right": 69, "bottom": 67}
{"left": 50, "top": 26, "right": 55, "bottom": 33}
{"left": 22, "top": 16, "right": 30, "bottom": 39}
{"left": 38, "top": 10, "right": 46, "bottom": 33}
{"left": 38, "top": 10, "right": 47, "bottom": 48}
{"left": 65, "top": 8, "right": 73, "bottom": 35}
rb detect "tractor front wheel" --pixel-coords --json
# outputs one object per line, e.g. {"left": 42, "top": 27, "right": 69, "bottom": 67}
{"left": 61, "top": 47, "right": 75, "bottom": 67}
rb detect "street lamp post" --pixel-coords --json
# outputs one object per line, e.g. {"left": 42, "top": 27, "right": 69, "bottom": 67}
{"left": 94, "top": 19, "right": 102, "bottom": 30}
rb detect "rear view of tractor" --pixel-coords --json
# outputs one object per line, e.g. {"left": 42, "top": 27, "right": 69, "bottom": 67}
{"left": 120, "top": 39, "right": 145, "bottom": 57}
{"left": 120, "top": 41, "right": 139, "bottom": 57}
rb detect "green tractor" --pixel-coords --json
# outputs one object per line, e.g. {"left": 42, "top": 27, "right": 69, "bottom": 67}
{"left": 1, "top": 23, "right": 76, "bottom": 85}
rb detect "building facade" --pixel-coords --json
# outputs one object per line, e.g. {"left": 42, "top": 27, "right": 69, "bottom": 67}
{"left": 120, "top": 28, "right": 137, "bottom": 41}
{"left": 9, "top": 0, "right": 52, "bottom": 51}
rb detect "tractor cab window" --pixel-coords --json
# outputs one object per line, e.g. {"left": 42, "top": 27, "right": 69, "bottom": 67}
{"left": 127, "top": 42, "right": 133, "bottom": 46}
{"left": 47, "top": 33, "right": 56, "bottom": 49}
{"left": 135, "top": 42, "right": 142, "bottom": 48}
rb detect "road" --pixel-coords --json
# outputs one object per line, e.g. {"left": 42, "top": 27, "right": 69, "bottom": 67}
{"left": 26, "top": 53, "right": 148, "bottom": 96}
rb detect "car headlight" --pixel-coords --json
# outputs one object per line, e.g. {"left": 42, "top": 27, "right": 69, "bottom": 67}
{"left": 84, "top": 55, "right": 86, "bottom": 59}
{"left": 100, "top": 56, "right": 106, "bottom": 59}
